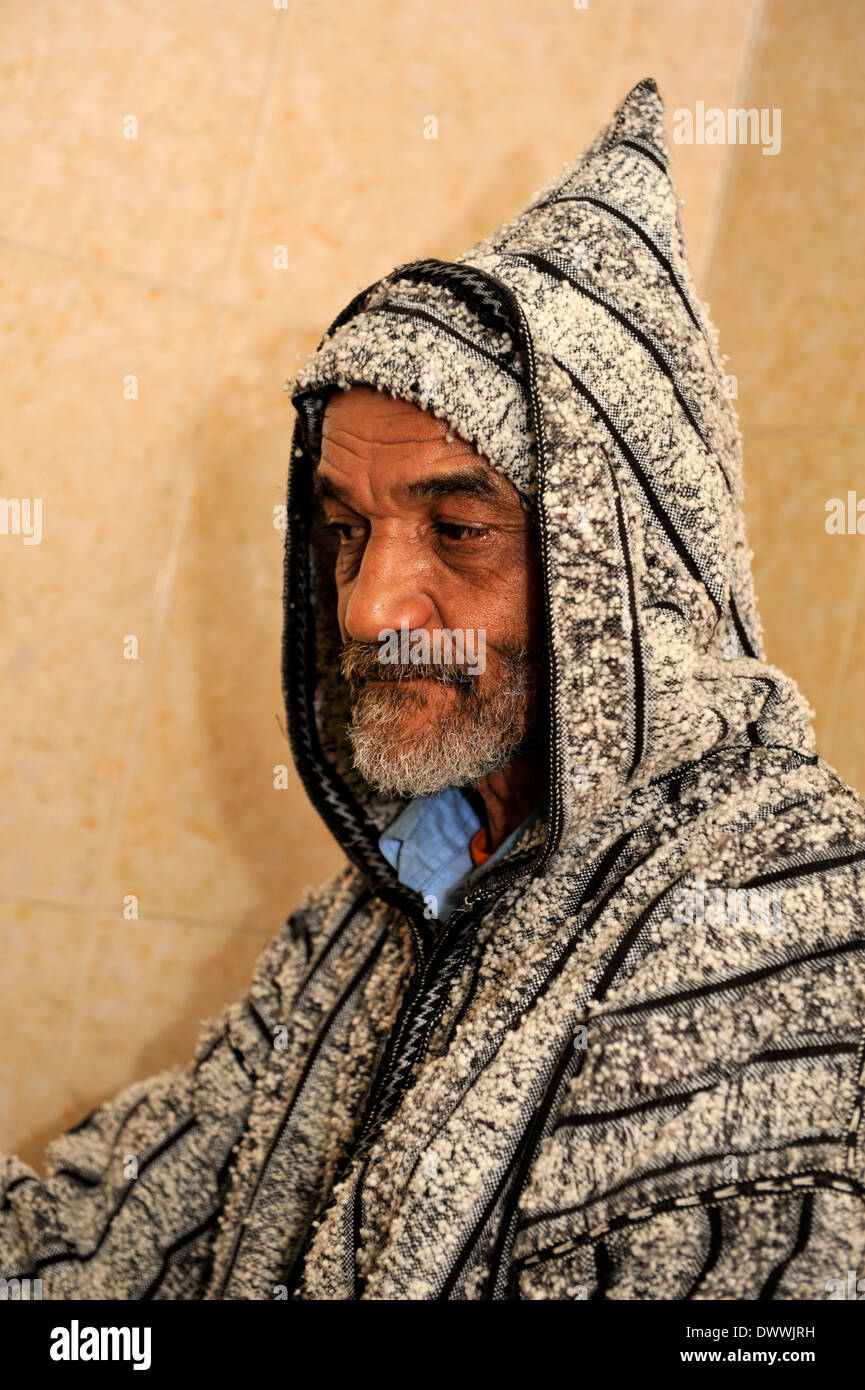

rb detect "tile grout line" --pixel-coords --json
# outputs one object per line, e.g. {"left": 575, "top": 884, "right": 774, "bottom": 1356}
{"left": 221, "top": 7, "right": 289, "bottom": 304}
{"left": 598, "top": 0, "right": 633, "bottom": 141}
{"left": 743, "top": 425, "right": 865, "bottom": 438}
{"left": 820, "top": 532, "right": 865, "bottom": 769}
{"left": 0, "top": 892, "right": 275, "bottom": 937}
{"left": 696, "top": 0, "right": 768, "bottom": 292}
{"left": 0, "top": 232, "right": 322, "bottom": 333}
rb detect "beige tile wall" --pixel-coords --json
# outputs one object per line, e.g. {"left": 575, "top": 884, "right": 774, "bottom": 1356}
{"left": 1, "top": 0, "right": 861, "bottom": 1172}
{"left": 704, "top": 0, "right": 865, "bottom": 791}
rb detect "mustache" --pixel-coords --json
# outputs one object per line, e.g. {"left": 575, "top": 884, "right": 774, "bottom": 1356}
{"left": 340, "top": 639, "right": 477, "bottom": 691}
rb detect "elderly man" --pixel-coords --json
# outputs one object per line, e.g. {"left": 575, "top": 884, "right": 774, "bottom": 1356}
{"left": 320, "top": 383, "right": 547, "bottom": 915}
{"left": 3, "top": 78, "right": 865, "bottom": 1301}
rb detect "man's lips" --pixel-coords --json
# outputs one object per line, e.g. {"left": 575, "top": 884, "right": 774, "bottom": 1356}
{"left": 363, "top": 673, "right": 436, "bottom": 682}
{"left": 359, "top": 672, "right": 462, "bottom": 686}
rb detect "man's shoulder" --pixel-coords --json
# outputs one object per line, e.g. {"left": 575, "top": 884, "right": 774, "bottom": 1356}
{"left": 515, "top": 765, "right": 865, "bottom": 1280}
{"left": 515, "top": 889, "right": 865, "bottom": 1297}
{"left": 578, "top": 768, "right": 865, "bottom": 1146}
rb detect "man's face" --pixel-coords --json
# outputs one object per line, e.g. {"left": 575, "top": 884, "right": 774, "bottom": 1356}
{"left": 315, "top": 385, "right": 543, "bottom": 796}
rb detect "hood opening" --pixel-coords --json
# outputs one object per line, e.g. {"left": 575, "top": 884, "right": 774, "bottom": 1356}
{"left": 280, "top": 78, "right": 818, "bottom": 961}
{"left": 283, "top": 261, "right": 562, "bottom": 954}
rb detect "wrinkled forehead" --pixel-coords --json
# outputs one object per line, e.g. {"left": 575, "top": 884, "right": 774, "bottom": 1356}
{"left": 319, "top": 384, "right": 484, "bottom": 473}
{"left": 322, "top": 382, "right": 447, "bottom": 438}
{"left": 315, "top": 384, "right": 528, "bottom": 510}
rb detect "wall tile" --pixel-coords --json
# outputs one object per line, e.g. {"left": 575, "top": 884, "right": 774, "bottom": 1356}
{"left": 822, "top": 543, "right": 865, "bottom": 794}
{"left": 704, "top": 0, "right": 865, "bottom": 431}
{"left": 227, "top": 0, "right": 627, "bottom": 320}
{"left": 101, "top": 313, "right": 347, "bottom": 928}
{"left": 739, "top": 430, "right": 864, "bottom": 762}
{"left": 63, "top": 915, "right": 273, "bottom": 1141}
{"left": 0, "top": 1, "right": 277, "bottom": 296}
{"left": 0, "top": 248, "right": 216, "bottom": 905}
{"left": 612, "top": 0, "right": 758, "bottom": 281}
{"left": 0, "top": 904, "right": 95, "bottom": 1172}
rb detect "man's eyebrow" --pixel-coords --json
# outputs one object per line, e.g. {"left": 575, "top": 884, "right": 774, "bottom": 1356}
{"left": 403, "top": 467, "right": 504, "bottom": 503}
{"left": 312, "top": 463, "right": 508, "bottom": 506}
{"left": 312, "top": 468, "right": 344, "bottom": 503}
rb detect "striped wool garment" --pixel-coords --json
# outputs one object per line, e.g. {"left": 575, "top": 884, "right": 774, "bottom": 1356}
{"left": 3, "top": 77, "right": 865, "bottom": 1300}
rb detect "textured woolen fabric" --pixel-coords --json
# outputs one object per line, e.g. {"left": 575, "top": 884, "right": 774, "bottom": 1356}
{"left": 3, "top": 77, "right": 865, "bottom": 1301}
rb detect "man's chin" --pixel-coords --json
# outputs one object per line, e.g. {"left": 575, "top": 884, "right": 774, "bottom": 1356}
{"left": 347, "top": 716, "right": 524, "bottom": 800}
{"left": 345, "top": 660, "right": 536, "bottom": 798}
{"left": 349, "top": 748, "right": 485, "bottom": 800}
{"left": 354, "top": 678, "right": 463, "bottom": 724}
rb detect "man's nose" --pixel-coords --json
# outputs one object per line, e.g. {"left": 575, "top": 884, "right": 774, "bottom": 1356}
{"left": 342, "top": 534, "right": 434, "bottom": 643}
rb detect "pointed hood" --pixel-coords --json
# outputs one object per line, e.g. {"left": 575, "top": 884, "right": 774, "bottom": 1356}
{"left": 282, "top": 77, "right": 815, "bottom": 939}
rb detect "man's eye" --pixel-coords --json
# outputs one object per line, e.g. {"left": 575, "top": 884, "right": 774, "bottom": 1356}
{"left": 436, "top": 522, "right": 489, "bottom": 542}
{"left": 325, "top": 521, "right": 366, "bottom": 543}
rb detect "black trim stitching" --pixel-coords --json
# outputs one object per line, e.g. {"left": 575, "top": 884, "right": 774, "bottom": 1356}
{"left": 138, "top": 1208, "right": 221, "bottom": 1300}
{"left": 617, "top": 137, "right": 668, "bottom": 174}
{"left": 551, "top": 356, "right": 724, "bottom": 615}
{"left": 211, "top": 927, "right": 389, "bottom": 1298}
{"left": 503, "top": 248, "right": 732, "bottom": 495}
{"left": 514, "top": 1170, "right": 864, "bottom": 1272}
{"left": 605, "top": 456, "right": 646, "bottom": 781}
{"left": 683, "top": 1203, "right": 724, "bottom": 1298}
{"left": 537, "top": 194, "right": 707, "bottom": 339}
{"left": 758, "top": 1191, "right": 813, "bottom": 1300}
{"left": 593, "top": 936, "right": 865, "bottom": 1026}
{"left": 21, "top": 1115, "right": 198, "bottom": 1277}
{"left": 517, "top": 1134, "right": 843, "bottom": 1236}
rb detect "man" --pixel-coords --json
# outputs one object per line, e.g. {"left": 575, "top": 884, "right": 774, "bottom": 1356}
{"left": 3, "top": 77, "right": 865, "bottom": 1300}
{"left": 321, "top": 382, "right": 547, "bottom": 921}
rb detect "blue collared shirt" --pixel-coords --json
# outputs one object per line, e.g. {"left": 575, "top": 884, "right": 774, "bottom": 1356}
{"left": 378, "top": 785, "right": 539, "bottom": 920}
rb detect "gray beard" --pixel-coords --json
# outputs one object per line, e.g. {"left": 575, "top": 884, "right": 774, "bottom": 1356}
{"left": 347, "top": 650, "right": 534, "bottom": 798}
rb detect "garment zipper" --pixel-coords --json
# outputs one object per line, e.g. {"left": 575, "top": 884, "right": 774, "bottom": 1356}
{"left": 322, "top": 266, "right": 566, "bottom": 1197}
{"left": 280, "top": 262, "right": 565, "bottom": 1299}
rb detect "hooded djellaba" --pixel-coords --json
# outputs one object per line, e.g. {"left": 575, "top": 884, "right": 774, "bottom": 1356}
{"left": 3, "top": 78, "right": 865, "bottom": 1301}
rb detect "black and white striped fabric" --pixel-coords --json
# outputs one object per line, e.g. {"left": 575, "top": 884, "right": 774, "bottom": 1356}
{"left": 3, "top": 77, "right": 864, "bottom": 1300}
